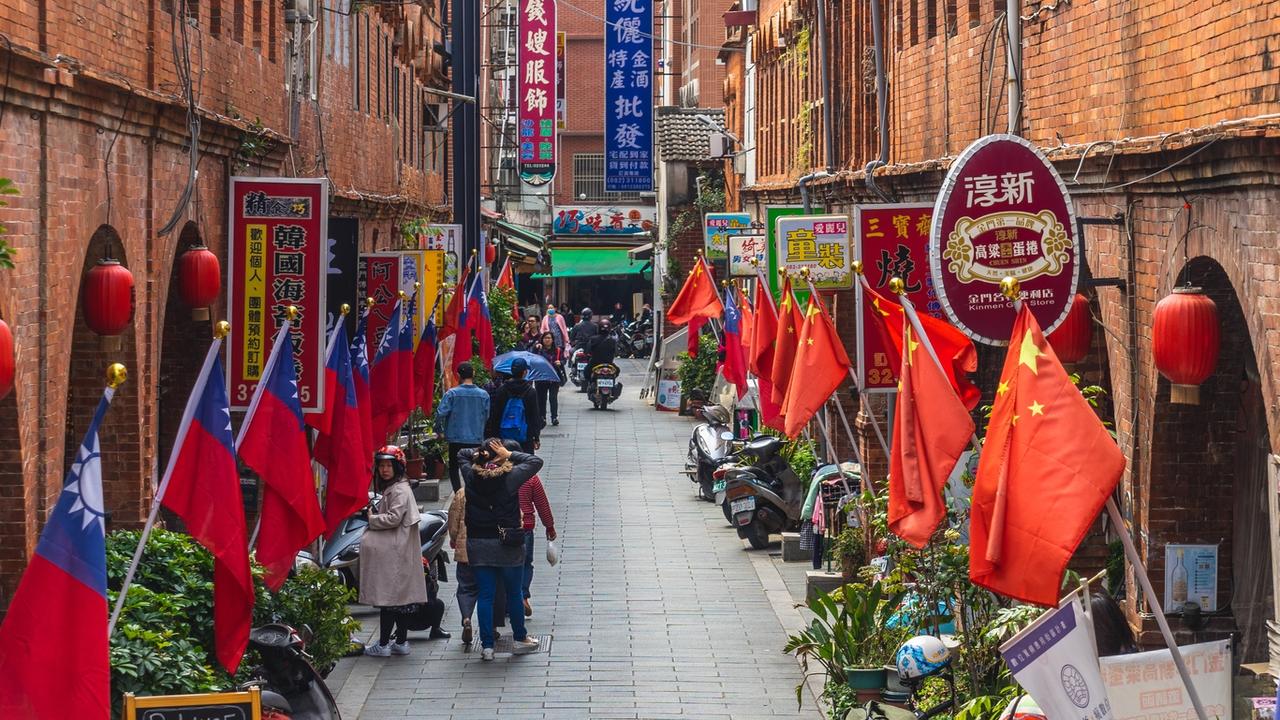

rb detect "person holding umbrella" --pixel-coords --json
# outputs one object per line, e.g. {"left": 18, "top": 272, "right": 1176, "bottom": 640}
{"left": 486, "top": 357, "right": 543, "bottom": 453}
{"left": 531, "top": 332, "right": 564, "bottom": 426}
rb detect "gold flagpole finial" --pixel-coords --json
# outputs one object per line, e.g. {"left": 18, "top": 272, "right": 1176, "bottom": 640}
{"left": 398, "top": 290, "right": 409, "bottom": 301}
{"left": 340, "top": 304, "right": 351, "bottom": 317}
{"left": 851, "top": 259, "right": 864, "bottom": 275}
{"left": 214, "top": 321, "right": 231, "bottom": 339}
{"left": 1000, "top": 276, "right": 1021, "bottom": 301}
{"left": 414, "top": 282, "right": 421, "bottom": 291}
{"left": 285, "top": 305, "right": 299, "bottom": 322}
{"left": 106, "top": 363, "right": 128, "bottom": 389}
{"left": 799, "top": 267, "right": 811, "bottom": 279}
{"left": 366, "top": 296, "right": 376, "bottom": 308}
{"left": 888, "top": 277, "right": 905, "bottom": 295}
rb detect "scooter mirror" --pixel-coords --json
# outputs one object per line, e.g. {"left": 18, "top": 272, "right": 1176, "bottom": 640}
{"left": 720, "top": 430, "right": 735, "bottom": 441}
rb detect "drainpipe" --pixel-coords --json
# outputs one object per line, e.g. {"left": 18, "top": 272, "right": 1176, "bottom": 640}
{"left": 1006, "top": 0, "right": 1021, "bottom": 134}
{"left": 863, "top": 0, "right": 891, "bottom": 201}
{"left": 798, "top": 170, "right": 831, "bottom": 213}
{"left": 813, "top": 0, "right": 834, "bottom": 174}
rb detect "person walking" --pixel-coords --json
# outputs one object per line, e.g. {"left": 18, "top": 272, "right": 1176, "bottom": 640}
{"left": 531, "top": 332, "right": 563, "bottom": 427}
{"left": 460, "top": 439, "right": 544, "bottom": 660}
{"left": 520, "top": 316, "right": 542, "bottom": 349}
{"left": 434, "top": 362, "right": 490, "bottom": 492}
{"left": 540, "top": 304, "right": 571, "bottom": 351}
{"left": 361, "top": 446, "right": 432, "bottom": 657}
{"left": 486, "top": 357, "right": 542, "bottom": 453}
{"left": 510, "top": 438, "right": 556, "bottom": 619}
{"left": 446, "top": 487, "right": 479, "bottom": 645}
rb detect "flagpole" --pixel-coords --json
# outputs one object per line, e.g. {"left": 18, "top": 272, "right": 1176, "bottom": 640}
{"left": 110, "top": 329, "right": 223, "bottom": 637}
{"left": 998, "top": 278, "right": 1208, "bottom": 720}
{"left": 242, "top": 313, "right": 296, "bottom": 550}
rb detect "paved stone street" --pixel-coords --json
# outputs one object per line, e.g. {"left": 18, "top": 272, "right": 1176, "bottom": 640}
{"left": 333, "top": 360, "right": 821, "bottom": 719}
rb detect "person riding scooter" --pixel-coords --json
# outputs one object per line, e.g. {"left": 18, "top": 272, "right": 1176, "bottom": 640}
{"left": 587, "top": 319, "right": 617, "bottom": 369}
{"left": 569, "top": 307, "right": 599, "bottom": 348}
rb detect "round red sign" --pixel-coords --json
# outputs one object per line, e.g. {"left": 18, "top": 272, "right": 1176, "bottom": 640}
{"left": 928, "top": 134, "right": 1079, "bottom": 345}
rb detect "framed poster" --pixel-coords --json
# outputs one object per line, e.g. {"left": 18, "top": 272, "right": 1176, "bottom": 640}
{"left": 227, "top": 177, "right": 328, "bottom": 412}
{"left": 1164, "top": 543, "right": 1218, "bottom": 612}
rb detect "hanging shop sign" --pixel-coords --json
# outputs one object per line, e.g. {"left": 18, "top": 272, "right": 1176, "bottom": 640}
{"left": 999, "top": 600, "right": 1114, "bottom": 720}
{"left": 704, "top": 212, "right": 751, "bottom": 261}
{"left": 774, "top": 214, "right": 853, "bottom": 290}
{"left": 326, "top": 217, "right": 360, "bottom": 336}
{"left": 930, "top": 133, "right": 1079, "bottom": 345}
{"left": 728, "top": 233, "right": 767, "bottom": 277}
{"left": 855, "top": 203, "right": 951, "bottom": 392}
{"left": 358, "top": 253, "right": 402, "bottom": 355}
{"left": 603, "top": 0, "right": 653, "bottom": 192}
{"left": 552, "top": 205, "right": 655, "bottom": 235}
{"left": 416, "top": 223, "right": 462, "bottom": 284}
{"left": 556, "top": 32, "right": 567, "bottom": 129}
{"left": 764, "top": 206, "right": 805, "bottom": 295}
{"left": 228, "top": 177, "right": 328, "bottom": 412}
{"left": 517, "top": 0, "right": 557, "bottom": 185}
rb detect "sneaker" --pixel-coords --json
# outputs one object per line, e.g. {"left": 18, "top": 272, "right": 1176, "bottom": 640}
{"left": 552, "top": 418, "right": 559, "bottom": 426}
{"left": 364, "top": 643, "right": 391, "bottom": 657}
{"left": 523, "top": 599, "right": 533, "bottom": 617}
{"left": 389, "top": 640, "right": 410, "bottom": 655}
{"left": 512, "top": 637, "right": 540, "bottom": 655}
{"left": 461, "top": 620, "right": 473, "bottom": 645}
{"left": 481, "top": 647, "right": 495, "bottom": 661}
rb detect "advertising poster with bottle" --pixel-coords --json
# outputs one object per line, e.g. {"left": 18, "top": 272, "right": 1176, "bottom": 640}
{"left": 1164, "top": 544, "right": 1218, "bottom": 612}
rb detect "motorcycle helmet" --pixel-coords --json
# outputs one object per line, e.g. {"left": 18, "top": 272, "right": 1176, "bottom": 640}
{"left": 580, "top": 307, "right": 593, "bottom": 320}
{"left": 895, "top": 635, "right": 952, "bottom": 681}
{"left": 374, "top": 445, "right": 406, "bottom": 477}
{"left": 999, "top": 696, "right": 1047, "bottom": 720}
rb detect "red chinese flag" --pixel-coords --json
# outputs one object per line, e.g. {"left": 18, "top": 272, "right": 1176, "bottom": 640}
{"left": 161, "top": 353, "right": 254, "bottom": 672}
{"left": 441, "top": 266, "right": 471, "bottom": 340}
{"left": 887, "top": 317, "right": 976, "bottom": 548}
{"left": 862, "top": 282, "right": 981, "bottom": 410}
{"left": 666, "top": 257, "right": 723, "bottom": 326}
{"left": 496, "top": 257, "right": 515, "bottom": 289}
{"left": 687, "top": 316, "right": 706, "bottom": 358}
{"left": 781, "top": 295, "right": 851, "bottom": 438}
{"left": 769, "top": 277, "right": 804, "bottom": 408}
{"left": 969, "top": 305, "right": 1125, "bottom": 606}
{"left": 749, "top": 277, "right": 784, "bottom": 431}
{"left": 736, "top": 285, "right": 755, "bottom": 352}
{"left": 238, "top": 324, "right": 326, "bottom": 590}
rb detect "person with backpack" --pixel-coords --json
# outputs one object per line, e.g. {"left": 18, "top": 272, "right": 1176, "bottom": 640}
{"left": 434, "top": 362, "right": 490, "bottom": 492}
{"left": 486, "top": 357, "right": 542, "bottom": 453}
{"left": 459, "top": 439, "right": 544, "bottom": 660}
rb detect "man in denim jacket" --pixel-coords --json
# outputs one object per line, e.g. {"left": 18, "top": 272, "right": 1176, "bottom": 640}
{"left": 434, "top": 362, "right": 490, "bottom": 492}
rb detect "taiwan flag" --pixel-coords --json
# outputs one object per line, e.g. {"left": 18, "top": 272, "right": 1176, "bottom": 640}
{"left": 159, "top": 351, "right": 253, "bottom": 672}
{"left": 465, "top": 273, "right": 495, "bottom": 366}
{"left": 0, "top": 387, "right": 116, "bottom": 718}
{"left": 443, "top": 268, "right": 473, "bottom": 371}
{"left": 369, "top": 299, "right": 406, "bottom": 445}
{"left": 315, "top": 322, "right": 372, "bottom": 535}
{"left": 414, "top": 318, "right": 438, "bottom": 414}
{"left": 238, "top": 321, "right": 326, "bottom": 590}
{"left": 350, "top": 308, "right": 375, "bottom": 465}
{"left": 397, "top": 293, "right": 417, "bottom": 423}
{"left": 720, "top": 288, "right": 748, "bottom": 398}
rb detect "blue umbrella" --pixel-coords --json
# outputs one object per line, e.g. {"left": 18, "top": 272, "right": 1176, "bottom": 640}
{"left": 492, "top": 351, "right": 560, "bottom": 382}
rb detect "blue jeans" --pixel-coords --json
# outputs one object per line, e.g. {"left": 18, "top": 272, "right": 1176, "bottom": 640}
{"left": 522, "top": 533, "right": 535, "bottom": 600}
{"left": 474, "top": 565, "right": 528, "bottom": 649}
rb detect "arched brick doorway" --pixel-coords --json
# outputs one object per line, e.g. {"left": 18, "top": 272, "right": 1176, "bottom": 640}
{"left": 1147, "top": 255, "right": 1273, "bottom": 663}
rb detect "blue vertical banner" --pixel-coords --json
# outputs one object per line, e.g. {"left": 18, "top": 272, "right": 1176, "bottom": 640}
{"left": 604, "top": 0, "right": 653, "bottom": 192}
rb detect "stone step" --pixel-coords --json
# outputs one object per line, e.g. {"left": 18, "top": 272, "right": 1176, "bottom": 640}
{"left": 412, "top": 478, "right": 440, "bottom": 503}
{"left": 781, "top": 532, "right": 806, "bottom": 562}
{"left": 806, "top": 570, "right": 845, "bottom": 602}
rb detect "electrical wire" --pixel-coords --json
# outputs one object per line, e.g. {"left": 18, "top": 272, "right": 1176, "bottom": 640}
{"left": 102, "top": 80, "right": 135, "bottom": 231}
{"left": 158, "top": 0, "right": 203, "bottom": 236}
{"left": 556, "top": 0, "right": 743, "bottom": 52}
{"left": 1095, "top": 135, "right": 1222, "bottom": 193}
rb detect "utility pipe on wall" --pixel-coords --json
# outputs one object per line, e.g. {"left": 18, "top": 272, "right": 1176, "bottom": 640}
{"left": 814, "top": 0, "right": 835, "bottom": 173}
{"left": 1006, "top": 0, "right": 1022, "bottom": 134}
{"left": 864, "top": 0, "right": 891, "bottom": 202}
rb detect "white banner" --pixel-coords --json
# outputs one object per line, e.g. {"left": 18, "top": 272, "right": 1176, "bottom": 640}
{"left": 1099, "top": 640, "right": 1232, "bottom": 720}
{"left": 1001, "top": 600, "right": 1114, "bottom": 720}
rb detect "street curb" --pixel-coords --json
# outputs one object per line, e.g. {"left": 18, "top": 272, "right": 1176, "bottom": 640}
{"left": 744, "top": 542, "right": 829, "bottom": 716}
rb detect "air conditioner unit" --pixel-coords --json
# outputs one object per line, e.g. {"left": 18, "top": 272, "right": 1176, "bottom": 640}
{"left": 284, "top": 0, "right": 314, "bottom": 23}
{"left": 708, "top": 133, "right": 734, "bottom": 158}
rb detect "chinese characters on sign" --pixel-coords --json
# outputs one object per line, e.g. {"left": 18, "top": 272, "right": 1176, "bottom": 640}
{"left": 556, "top": 31, "right": 566, "bottom": 130}
{"left": 999, "top": 602, "right": 1115, "bottom": 720}
{"left": 359, "top": 253, "right": 402, "bottom": 355}
{"left": 703, "top": 212, "right": 751, "bottom": 260}
{"left": 774, "top": 214, "right": 853, "bottom": 290}
{"left": 929, "top": 134, "right": 1079, "bottom": 345}
{"left": 228, "top": 178, "right": 329, "bottom": 411}
{"left": 417, "top": 223, "right": 462, "bottom": 284}
{"left": 1163, "top": 544, "right": 1218, "bottom": 613}
{"left": 728, "top": 234, "right": 766, "bottom": 277}
{"left": 1099, "top": 640, "right": 1231, "bottom": 720}
{"left": 855, "top": 204, "right": 958, "bottom": 391}
{"left": 551, "top": 205, "right": 655, "bottom": 235}
{"left": 604, "top": 0, "right": 653, "bottom": 191}
{"left": 518, "top": 0, "right": 557, "bottom": 185}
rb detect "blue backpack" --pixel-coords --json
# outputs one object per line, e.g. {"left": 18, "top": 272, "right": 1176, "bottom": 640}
{"left": 498, "top": 396, "right": 528, "bottom": 441}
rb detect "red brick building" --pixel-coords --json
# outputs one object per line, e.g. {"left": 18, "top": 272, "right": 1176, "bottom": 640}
{"left": 0, "top": 0, "right": 451, "bottom": 606}
{"left": 722, "top": 0, "right": 1280, "bottom": 659}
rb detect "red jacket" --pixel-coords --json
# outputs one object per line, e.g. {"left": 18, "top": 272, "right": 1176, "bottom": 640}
{"left": 519, "top": 475, "right": 555, "bottom": 533}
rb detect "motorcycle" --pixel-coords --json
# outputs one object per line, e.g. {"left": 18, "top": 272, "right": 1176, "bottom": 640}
{"left": 568, "top": 347, "right": 591, "bottom": 391}
{"left": 241, "top": 623, "right": 340, "bottom": 720}
{"left": 684, "top": 404, "right": 735, "bottom": 501}
{"left": 619, "top": 319, "right": 653, "bottom": 358}
{"left": 295, "top": 487, "right": 450, "bottom": 592}
{"left": 586, "top": 363, "right": 623, "bottom": 409}
{"left": 718, "top": 435, "right": 811, "bottom": 549}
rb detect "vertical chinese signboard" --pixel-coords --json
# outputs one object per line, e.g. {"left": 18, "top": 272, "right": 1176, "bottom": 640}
{"left": 421, "top": 223, "right": 462, "bottom": 285}
{"left": 929, "top": 133, "right": 1079, "bottom": 345}
{"left": 604, "top": 0, "right": 653, "bottom": 192}
{"left": 855, "top": 204, "right": 954, "bottom": 391}
{"left": 359, "top": 253, "right": 402, "bottom": 355}
{"left": 774, "top": 214, "right": 853, "bottom": 290}
{"left": 228, "top": 177, "right": 328, "bottom": 412}
{"left": 518, "top": 0, "right": 556, "bottom": 185}
{"left": 556, "top": 31, "right": 567, "bottom": 130}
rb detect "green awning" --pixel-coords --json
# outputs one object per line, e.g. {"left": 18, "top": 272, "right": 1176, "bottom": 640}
{"left": 492, "top": 221, "right": 547, "bottom": 256}
{"left": 531, "top": 247, "right": 648, "bottom": 278}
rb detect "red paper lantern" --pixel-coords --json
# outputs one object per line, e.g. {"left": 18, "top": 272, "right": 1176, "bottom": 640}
{"left": 178, "top": 245, "right": 221, "bottom": 320}
{"left": 1153, "top": 287, "right": 1219, "bottom": 405}
{"left": 82, "top": 258, "right": 136, "bottom": 340}
{"left": 0, "top": 318, "right": 13, "bottom": 401}
{"left": 485, "top": 243, "right": 497, "bottom": 265}
{"left": 1047, "top": 293, "right": 1092, "bottom": 364}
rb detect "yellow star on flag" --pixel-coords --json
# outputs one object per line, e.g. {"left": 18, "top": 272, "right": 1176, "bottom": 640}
{"left": 1018, "top": 328, "right": 1044, "bottom": 374}
{"left": 1011, "top": 414, "right": 1021, "bottom": 426}
{"left": 1028, "top": 400, "right": 1045, "bottom": 416}
{"left": 872, "top": 297, "right": 891, "bottom": 318}
{"left": 806, "top": 337, "right": 814, "bottom": 346}
{"left": 996, "top": 380, "right": 1010, "bottom": 396}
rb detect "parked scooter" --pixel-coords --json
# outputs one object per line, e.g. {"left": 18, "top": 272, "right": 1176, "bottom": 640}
{"left": 684, "top": 404, "right": 735, "bottom": 501}
{"left": 718, "top": 435, "right": 807, "bottom": 549}
{"left": 619, "top": 319, "right": 653, "bottom": 358}
{"left": 241, "top": 623, "right": 340, "bottom": 720}
{"left": 296, "top": 488, "right": 450, "bottom": 592}
{"left": 587, "top": 363, "right": 623, "bottom": 409}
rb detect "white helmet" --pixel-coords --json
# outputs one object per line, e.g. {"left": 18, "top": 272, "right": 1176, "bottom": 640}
{"left": 895, "top": 635, "right": 952, "bottom": 681}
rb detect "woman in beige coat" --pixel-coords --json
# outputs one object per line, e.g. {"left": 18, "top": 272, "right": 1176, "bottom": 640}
{"left": 361, "top": 446, "right": 429, "bottom": 657}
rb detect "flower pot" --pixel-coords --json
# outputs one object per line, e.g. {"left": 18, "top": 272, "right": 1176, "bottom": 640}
{"left": 840, "top": 555, "right": 860, "bottom": 580}
{"left": 844, "top": 666, "right": 887, "bottom": 701}
{"left": 405, "top": 457, "right": 424, "bottom": 480}
{"left": 883, "top": 664, "right": 909, "bottom": 694}
{"left": 426, "top": 457, "right": 446, "bottom": 480}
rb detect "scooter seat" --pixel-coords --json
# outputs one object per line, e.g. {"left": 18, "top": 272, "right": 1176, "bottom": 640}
{"left": 419, "top": 511, "right": 447, "bottom": 544}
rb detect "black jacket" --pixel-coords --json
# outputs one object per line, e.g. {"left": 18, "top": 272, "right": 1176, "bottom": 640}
{"left": 588, "top": 333, "right": 617, "bottom": 367}
{"left": 460, "top": 451, "right": 543, "bottom": 538}
{"left": 485, "top": 378, "right": 543, "bottom": 441}
{"left": 570, "top": 319, "right": 599, "bottom": 347}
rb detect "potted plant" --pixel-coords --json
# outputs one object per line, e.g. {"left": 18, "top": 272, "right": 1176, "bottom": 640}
{"left": 832, "top": 527, "right": 866, "bottom": 580}
{"left": 784, "top": 580, "right": 907, "bottom": 705}
{"left": 420, "top": 434, "right": 448, "bottom": 480}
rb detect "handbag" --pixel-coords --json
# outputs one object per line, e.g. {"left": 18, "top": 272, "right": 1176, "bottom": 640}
{"left": 498, "top": 526, "right": 528, "bottom": 547}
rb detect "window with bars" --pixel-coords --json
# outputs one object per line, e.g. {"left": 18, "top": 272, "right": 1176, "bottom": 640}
{"left": 572, "top": 153, "right": 642, "bottom": 201}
